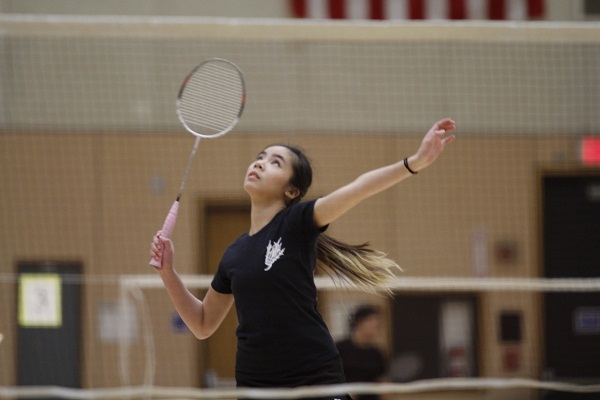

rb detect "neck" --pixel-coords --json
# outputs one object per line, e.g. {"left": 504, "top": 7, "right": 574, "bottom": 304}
{"left": 249, "top": 200, "right": 287, "bottom": 235}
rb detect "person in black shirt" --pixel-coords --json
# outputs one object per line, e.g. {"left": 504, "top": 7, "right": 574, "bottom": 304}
{"left": 150, "top": 119, "right": 456, "bottom": 399}
{"left": 337, "top": 305, "right": 388, "bottom": 400}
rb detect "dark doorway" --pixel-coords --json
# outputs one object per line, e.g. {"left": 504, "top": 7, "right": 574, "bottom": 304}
{"left": 541, "top": 173, "right": 600, "bottom": 399}
{"left": 17, "top": 261, "right": 82, "bottom": 391}
{"left": 391, "top": 295, "right": 479, "bottom": 382}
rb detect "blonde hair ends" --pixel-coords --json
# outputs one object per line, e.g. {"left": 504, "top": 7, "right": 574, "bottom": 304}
{"left": 316, "top": 234, "right": 401, "bottom": 295}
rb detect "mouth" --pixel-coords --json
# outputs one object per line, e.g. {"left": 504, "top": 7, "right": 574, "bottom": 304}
{"left": 248, "top": 171, "right": 260, "bottom": 179}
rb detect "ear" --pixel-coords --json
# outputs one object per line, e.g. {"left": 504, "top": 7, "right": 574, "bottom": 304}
{"left": 285, "top": 187, "right": 301, "bottom": 201}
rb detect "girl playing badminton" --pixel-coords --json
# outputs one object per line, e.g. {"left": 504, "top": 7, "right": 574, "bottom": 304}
{"left": 150, "top": 118, "right": 455, "bottom": 399}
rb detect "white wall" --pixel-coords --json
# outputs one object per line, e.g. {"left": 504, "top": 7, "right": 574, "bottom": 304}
{"left": 0, "top": 0, "right": 291, "bottom": 18}
{"left": 0, "top": 0, "right": 595, "bottom": 21}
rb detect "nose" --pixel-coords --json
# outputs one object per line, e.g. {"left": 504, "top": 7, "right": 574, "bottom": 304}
{"left": 253, "top": 159, "right": 264, "bottom": 170}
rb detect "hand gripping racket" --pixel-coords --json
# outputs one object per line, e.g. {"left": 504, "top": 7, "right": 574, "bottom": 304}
{"left": 150, "top": 58, "right": 246, "bottom": 268}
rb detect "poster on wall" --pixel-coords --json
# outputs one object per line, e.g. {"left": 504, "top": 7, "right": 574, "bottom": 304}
{"left": 18, "top": 273, "right": 62, "bottom": 327}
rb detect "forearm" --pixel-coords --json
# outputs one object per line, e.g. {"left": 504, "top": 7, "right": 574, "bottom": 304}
{"left": 352, "top": 157, "right": 417, "bottom": 199}
{"left": 158, "top": 268, "right": 207, "bottom": 338}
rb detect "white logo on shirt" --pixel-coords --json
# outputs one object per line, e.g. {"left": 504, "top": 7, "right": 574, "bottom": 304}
{"left": 264, "top": 237, "right": 285, "bottom": 271}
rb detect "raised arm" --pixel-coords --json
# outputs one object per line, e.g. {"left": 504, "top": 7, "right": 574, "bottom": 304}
{"left": 150, "top": 233, "right": 234, "bottom": 340}
{"left": 314, "top": 118, "right": 455, "bottom": 228}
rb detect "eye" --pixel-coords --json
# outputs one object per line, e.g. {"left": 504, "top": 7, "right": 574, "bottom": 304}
{"left": 271, "top": 160, "right": 281, "bottom": 167}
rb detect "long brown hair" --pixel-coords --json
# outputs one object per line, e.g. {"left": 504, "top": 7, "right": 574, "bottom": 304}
{"left": 276, "top": 144, "right": 401, "bottom": 294}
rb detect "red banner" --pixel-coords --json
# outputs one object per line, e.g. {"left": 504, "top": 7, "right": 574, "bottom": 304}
{"left": 290, "top": 0, "right": 544, "bottom": 20}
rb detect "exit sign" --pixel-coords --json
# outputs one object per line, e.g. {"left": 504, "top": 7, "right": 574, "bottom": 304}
{"left": 581, "top": 137, "right": 600, "bottom": 166}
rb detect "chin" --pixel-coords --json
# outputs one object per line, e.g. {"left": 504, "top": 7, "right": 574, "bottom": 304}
{"left": 243, "top": 181, "right": 256, "bottom": 196}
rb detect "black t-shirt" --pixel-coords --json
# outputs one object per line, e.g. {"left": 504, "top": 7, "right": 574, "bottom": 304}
{"left": 336, "top": 338, "right": 387, "bottom": 400}
{"left": 211, "top": 199, "right": 342, "bottom": 387}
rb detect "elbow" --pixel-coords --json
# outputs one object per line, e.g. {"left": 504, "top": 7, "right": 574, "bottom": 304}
{"left": 191, "top": 325, "right": 216, "bottom": 340}
{"left": 193, "top": 331, "right": 211, "bottom": 340}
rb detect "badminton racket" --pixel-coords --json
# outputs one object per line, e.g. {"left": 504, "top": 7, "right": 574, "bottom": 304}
{"left": 150, "top": 58, "right": 246, "bottom": 268}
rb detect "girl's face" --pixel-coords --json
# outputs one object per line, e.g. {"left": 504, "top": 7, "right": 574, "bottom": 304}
{"left": 244, "top": 146, "right": 300, "bottom": 204}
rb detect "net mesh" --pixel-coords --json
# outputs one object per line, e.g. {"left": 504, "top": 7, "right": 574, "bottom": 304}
{"left": 1, "top": 14, "right": 599, "bottom": 400}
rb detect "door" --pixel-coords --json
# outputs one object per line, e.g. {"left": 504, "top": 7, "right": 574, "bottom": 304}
{"left": 391, "top": 295, "right": 478, "bottom": 382}
{"left": 542, "top": 173, "right": 600, "bottom": 399}
{"left": 392, "top": 296, "right": 441, "bottom": 381}
{"left": 17, "top": 261, "right": 82, "bottom": 390}
{"left": 204, "top": 204, "right": 250, "bottom": 383}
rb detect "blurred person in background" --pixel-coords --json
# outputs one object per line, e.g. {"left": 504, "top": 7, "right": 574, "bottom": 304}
{"left": 337, "top": 305, "right": 389, "bottom": 400}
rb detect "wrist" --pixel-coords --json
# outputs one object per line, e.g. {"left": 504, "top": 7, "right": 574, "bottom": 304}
{"left": 157, "top": 264, "right": 177, "bottom": 278}
{"left": 404, "top": 155, "right": 422, "bottom": 174}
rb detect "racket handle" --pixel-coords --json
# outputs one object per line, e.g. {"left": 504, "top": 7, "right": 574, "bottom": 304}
{"left": 149, "top": 200, "right": 179, "bottom": 268}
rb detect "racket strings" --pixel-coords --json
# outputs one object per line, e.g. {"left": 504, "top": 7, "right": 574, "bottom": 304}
{"left": 178, "top": 63, "right": 244, "bottom": 137}
{"left": 181, "top": 88, "right": 242, "bottom": 133}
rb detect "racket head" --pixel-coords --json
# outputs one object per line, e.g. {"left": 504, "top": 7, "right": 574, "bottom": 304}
{"left": 176, "top": 58, "right": 246, "bottom": 139}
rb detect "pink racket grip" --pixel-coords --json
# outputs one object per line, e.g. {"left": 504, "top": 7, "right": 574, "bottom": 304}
{"left": 149, "top": 200, "right": 179, "bottom": 268}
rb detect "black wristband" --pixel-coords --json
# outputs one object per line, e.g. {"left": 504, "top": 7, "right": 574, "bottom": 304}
{"left": 404, "top": 157, "right": 418, "bottom": 174}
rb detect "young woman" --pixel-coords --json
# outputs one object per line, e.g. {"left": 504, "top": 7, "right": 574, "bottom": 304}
{"left": 150, "top": 118, "right": 456, "bottom": 399}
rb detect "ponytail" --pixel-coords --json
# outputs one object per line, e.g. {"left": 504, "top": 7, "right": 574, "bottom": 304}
{"left": 316, "top": 234, "right": 401, "bottom": 295}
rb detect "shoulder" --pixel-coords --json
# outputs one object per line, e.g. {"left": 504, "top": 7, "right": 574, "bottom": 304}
{"left": 282, "top": 199, "right": 323, "bottom": 234}
{"left": 284, "top": 198, "right": 318, "bottom": 215}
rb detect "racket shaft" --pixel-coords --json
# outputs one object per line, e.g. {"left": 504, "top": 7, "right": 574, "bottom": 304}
{"left": 149, "top": 200, "right": 179, "bottom": 268}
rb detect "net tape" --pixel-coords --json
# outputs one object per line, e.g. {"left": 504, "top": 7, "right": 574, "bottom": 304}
{"left": 2, "top": 379, "right": 600, "bottom": 400}
{"left": 119, "top": 274, "right": 600, "bottom": 292}
{"left": 4, "top": 273, "right": 600, "bottom": 291}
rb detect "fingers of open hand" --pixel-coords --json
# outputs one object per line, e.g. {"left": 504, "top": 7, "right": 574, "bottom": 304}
{"left": 440, "top": 133, "right": 456, "bottom": 147}
{"left": 433, "top": 118, "right": 456, "bottom": 147}
{"left": 434, "top": 118, "right": 456, "bottom": 132}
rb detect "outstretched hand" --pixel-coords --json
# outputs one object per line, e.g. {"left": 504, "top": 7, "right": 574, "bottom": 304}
{"left": 410, "top": 118, "right": 456, "bottom": 171}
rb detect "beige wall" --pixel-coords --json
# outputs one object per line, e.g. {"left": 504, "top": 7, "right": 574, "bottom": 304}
{"left": 0, "top": 131, "right": 586, "bottom": 394}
